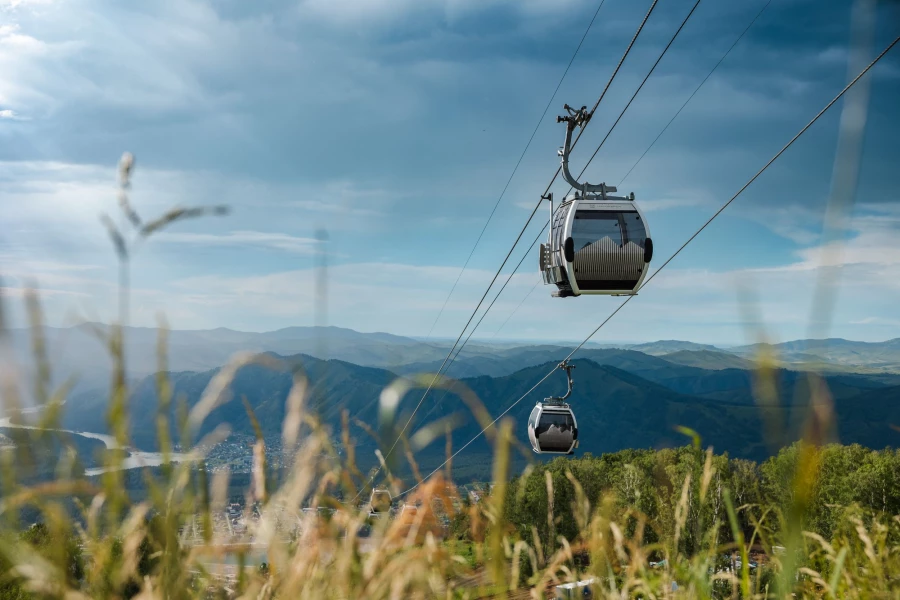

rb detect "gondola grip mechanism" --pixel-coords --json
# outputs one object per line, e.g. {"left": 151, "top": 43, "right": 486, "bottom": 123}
{"left": 557, "top": 104, "right": 624, "bottom": 199}
{"left": 546, "top": 360, "right": 575, "bottom": 405}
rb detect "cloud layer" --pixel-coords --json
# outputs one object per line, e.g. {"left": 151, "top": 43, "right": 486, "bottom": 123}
{"left": 1, "top": 0, "right": 898, "bottom": 343}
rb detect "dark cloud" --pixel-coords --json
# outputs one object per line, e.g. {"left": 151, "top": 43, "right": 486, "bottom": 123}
{"left": 0, "top": 0, "right": 898, "bottom": 338}
{"left": 2, "top": 0, "right": 895, "bottom": 208}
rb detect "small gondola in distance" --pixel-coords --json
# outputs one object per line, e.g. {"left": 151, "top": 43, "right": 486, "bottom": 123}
{"left": 527, "top": 361, "right": 579, "bottom": 455}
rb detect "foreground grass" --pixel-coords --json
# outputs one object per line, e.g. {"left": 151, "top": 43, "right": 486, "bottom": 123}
{"left": 2, "top": 316, "right": 899, "bottom": 598}
{"left": 0, "top": 154, "right": 898, "bottom": 599}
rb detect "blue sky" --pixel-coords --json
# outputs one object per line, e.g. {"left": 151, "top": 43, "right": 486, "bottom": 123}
{"left": 1, "top": 0, "right": 898, "bottom": 345}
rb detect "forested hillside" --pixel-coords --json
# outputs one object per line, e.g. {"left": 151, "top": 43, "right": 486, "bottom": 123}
{"left": 503, "top": 443, "right": 900, "bottom": 552}
{"left": 54, "top": 351, "right": 900, "bottom": 481}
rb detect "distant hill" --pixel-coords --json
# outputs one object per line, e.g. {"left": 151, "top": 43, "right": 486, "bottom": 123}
{"left": 399, "top": 346, "right": 706, "bottom": 380}
{"left": 730, "top": 338, "right": 900, "bottom": 372}
{"left": 625, "top": 340, "right": 722, "bottom": 356}
{"left": 405, "top": 345, "right": 900, "bottom": 408}
{"left": 834, "top": 384, "right": 900, "bottom": 449}
{"left": 60, "top": 353, "right": 398, "bottom": 454}
{"left": 662, "top": 349, "right": 756, "bottom": 370}
{"left": 421, "top": 360, "right": 900, "bottom": 466}
{"left": 425, "top": 360, "right": 772, "bottom": 461}
{"left": 51, "top": 351, "right": 900, "bottom": 481}
{"left": 636, "top": 366, "right": 897, "bottom": 406}
{"left": 9, "top": 325, "right": 900, "bottom": 409}
{"left": 6, "top": 324, "right": 454, "bottom": 399}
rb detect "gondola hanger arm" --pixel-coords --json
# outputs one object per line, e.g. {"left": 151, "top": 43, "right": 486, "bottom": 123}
{"left": 546, "top": 360, "right": 575, "bottom": 404}
{"left": 556, "top": 104, "right": 631, "bottom": 201}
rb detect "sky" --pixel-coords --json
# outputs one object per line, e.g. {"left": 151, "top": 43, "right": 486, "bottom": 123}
{"left": 1, "top": 0, "right": 899, "bottom": 346}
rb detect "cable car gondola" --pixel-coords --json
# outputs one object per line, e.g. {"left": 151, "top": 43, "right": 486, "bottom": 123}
{"left": 540, "top": 105, "right": 653, "bottom": 298}
{"left": 527, "top": 361, "right": 578, "bottom": 455}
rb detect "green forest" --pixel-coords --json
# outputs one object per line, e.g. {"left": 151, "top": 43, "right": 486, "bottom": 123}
{"left": 502, "top": 443, "right": 900, "bottom": 553}
{"left": 4, "top": 440, "right": 900, "bottom": 598}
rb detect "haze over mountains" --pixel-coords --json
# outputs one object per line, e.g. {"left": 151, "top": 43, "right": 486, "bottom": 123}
{"left": 9, "top": 324, "right": 900, "bottom": 393}
{"left": 7, "top": 324, "right": 900, "bottom": 480}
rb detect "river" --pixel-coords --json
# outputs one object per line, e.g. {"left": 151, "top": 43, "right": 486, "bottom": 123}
{"left": 0, "top": 416, "right": 189, "bottom": 476}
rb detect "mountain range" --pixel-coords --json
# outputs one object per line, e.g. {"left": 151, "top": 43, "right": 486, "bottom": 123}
{"left": 9, "top": 325, "right": 900, "bottom": 395}
{"left": 6, "top": 324, "right": 900, "bottom": 481}
{"left": 44, "top": 349, "right": 900, "bottom": 479}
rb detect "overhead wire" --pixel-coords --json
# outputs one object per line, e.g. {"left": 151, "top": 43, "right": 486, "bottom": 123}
{"left": 537, "top": 0, "right": 663, "bottom": 199}
{"left": 567, "top": 0, "right": 703, "bottom": 193}
{"left": 491, "top": 280, "right": 541, "bottom": 339}
{"left": 410, "top": 0, "right": 670, "bottom": 406}
{"left": 422, "top": 0, "right": 609, "bottom": 342}
{"left": 412, "top": 0, "right": 703, "bottom": 410}
{"left": 400, "top": 32, "right": 900, "bottom": 497}
{"left": 617, "top": 0, "right": 774, "bottom": 186}
{"left": 477, "top": 0, "right": 773, "bottom": 364}
{"left": 418, "top": 222, "right": 550, "bottom": 425}
{"left": 447, "top": 224, "right": 550, "bottom": 369}
{"left": 352, "top": 0, "right": 662, "bottom": 501}
{"left": 351, "top": 190, "right": 542, "bottom": 502}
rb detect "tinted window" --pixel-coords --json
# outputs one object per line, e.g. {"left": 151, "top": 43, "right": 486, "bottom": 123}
{"left": 553, "top": 205, "right": 567, "bottom": 248}
{"left": 541, "top": 411, "right": 573, "bottom": 430}
{"left": 621, "top": 211, "right": 646, "bottom": 246}
{"left": 535, "top": 410, "right": 575, "bottom": 453}
{"left": 572, "top": 211, "right": 621, "bottom": 250}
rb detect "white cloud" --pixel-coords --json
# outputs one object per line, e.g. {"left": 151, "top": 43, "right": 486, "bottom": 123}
{"left": 788, "top": 217, "right": 900, "bottom": 270}
{"left": 514, "top": 200, "right": 542, "bottom": 211}
{"left": 0, "top": 160, "right": 396, "bottom": 256}
{"left": 0, "top": 254, "right": 106, "bottom": 312}
{"left": 0, "top": 20, "right": 82, "bottom": 114}
{"left": 513, "top": 189, "right": 710, "bottom": 214}
{"left": 0, "top": 25, "right": 44, "bottom": 53}
{"left": 157, "top": 230, "right": 321, "bottom": 254}
{"left": 294, "top": 0, "right": 586, "bottom": 28}
{"left": 157, "top": 208, "right": 900, "bottom": 339}
{"left": 482, "top": 206, "right": 900, "bottom": 344}
{"left": 0, "top": 286, "right": 89, "bottom": 300}
{"left": 0, "top": 0, "right": 54, "bottom": 7}
{"left": 0, "top": 255, "right": 105, "bottom": 286}
{"left": 0, "top": 0, "right": 896, "bottom": 345}
{"left": 3, "top": 190, "right": 897, "bottom": 344}
{"left": 815, "top": 46, "right": 848, "bottom": 67}
{"left": 850, "top": 317, "right": 900, "bottom": 326}
{"left": 147, "top": 261, "right": 536, "bottom": 332}
{"left": 3, "top": 206, "right": 899, "bottom": 343}
{"left": 0, "top": 256, "right": 102, "bottom": 273}
{"left": 638, "top": 195, "right": 710, "bottom": 213}
{"left": 738, "top": 204, "right": 826, "bottom": 245}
